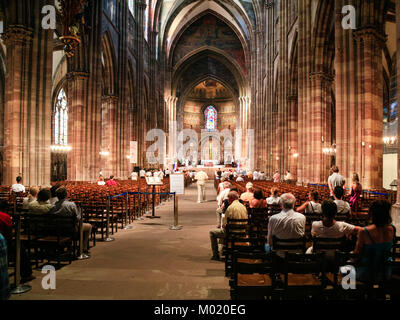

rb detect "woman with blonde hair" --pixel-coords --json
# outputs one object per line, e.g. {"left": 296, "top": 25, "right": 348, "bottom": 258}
{"left": 348, "top": 172, "right": 362, "bottom": 213}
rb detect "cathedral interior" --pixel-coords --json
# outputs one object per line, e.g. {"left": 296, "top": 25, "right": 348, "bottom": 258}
{"left": 1, "top": 0, "right": 400, "bottom": 303}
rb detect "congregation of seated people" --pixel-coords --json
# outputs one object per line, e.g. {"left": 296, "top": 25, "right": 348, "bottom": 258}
{"left": 212, "top": 173, "right": 399, "bottom": 299}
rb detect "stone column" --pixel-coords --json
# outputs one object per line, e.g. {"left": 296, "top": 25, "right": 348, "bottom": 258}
{"left": 3, "top": 14, "right": 53, "bottom": 186}
{"left": 166, "top": 95, "right": 178, "bottom": 164}
{"left": 67, "top": 71, "right": 90, "bottom": 181}
{"left": 392, "top": 0, "right": 400, "bottom": 230}
{"left": 100, "top": 95, "right": 119, "bottom": 178}
{"left": 287, "top": 94, "right": 298, "bottom": 179}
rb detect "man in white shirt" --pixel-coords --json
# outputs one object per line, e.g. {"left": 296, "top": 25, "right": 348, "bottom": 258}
{"left": 253, "top": 170, "right": 259, "bottom": 181}
{"left": 267, "top": 193, "right": 306, "bottom": 256}
{"left": 146, "top": 171, "right": 152, "bottom": 177}
{"left": 139, "top": 169, "right": 146, "bottom": 178}
{"left": 131, "top": 171, "right": 138, "bottom": 181}
{"left": 236, "top": 175, "right": 244, "bottom": 182}
{"left": 11, "top": 176, "right": 25, "bottom": 193}
{"left": 195, "top": 170, "right": 209, "bottom": 203}
{"left": 273, "top": 170, "right": 280, "bottom": 183}
{"left": 328, "top": 166, "right": 346, "bottom": 198}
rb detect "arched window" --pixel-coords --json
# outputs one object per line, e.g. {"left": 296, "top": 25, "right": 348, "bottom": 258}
{"left": 205, "top": 106, "right": 217, "bottom": 131}
{"left": 54, "top": 88, "right": 68, "bottom": 145}
{"left": 144, "top": 0, "right": 149, "bottom": 41}
{"left": 129, "top": 0, "right": 135, "bottom": 16}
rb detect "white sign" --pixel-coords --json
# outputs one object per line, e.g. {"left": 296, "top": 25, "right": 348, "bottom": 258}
{"left": 170, "top": 174, "right": 185, "bottom": 195}
{"left": 130, "top": 141, "right": 138, "bottom": 164}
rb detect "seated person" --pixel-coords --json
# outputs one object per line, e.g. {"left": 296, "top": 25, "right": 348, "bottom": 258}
{"left": 308, "top": 200, "right": 361, "bottom": 255}
{"left": 267, "top": 193, "right": 306, "bottom": 257}
{"left": 217, "top": 177, "right": 226, "bottom": 195}
{"left": 106, "top": 176, "right": 118, "bottom": 186}
{"left": 51, "top": 187, "right": 93, "bottom": 254}
{"left": 333, "top": 186, "right": 351, "bottom": 215}
{"left": 250, "top": 189, "right": 267, "bottom": 209}
{"left": 22, "top": 187, "right": 39, "bottom": 210}
{"left": 28, "top": 189, "right": 52, "bottom": 214}
{"left": 296, "top": 191, "right": 322, "bottom": 214}
{"left": 236, "top": 175, "right": 244, "bottom": 182}
{"left": 0, "top": 201, "right": 33, "bottom": 283}
{"left": 97, "top": 176, "right": 106, "bottom": 185}
{"left": 353, "top": 200, "right": 395, "bottom": 283}
{"left": 240, "top": 182, "right": 254, "bottom": 203}
{"left": 210, "top": 191, "right": 248, "bottom": 261}
{"left": 49, "top": 184, "right": 60, "bottom": 205}
{"left": 216, "top": 182, "right": 231, "bottom": 226}
{"left": 11, "top": 176, "right": 25, "bottom": 193}
{"left": 267, "top": 187, "right": 281, "bottom": 205}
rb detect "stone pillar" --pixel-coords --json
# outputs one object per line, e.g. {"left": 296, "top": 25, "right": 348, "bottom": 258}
{"left": 67, "top": 71, "right": 90, "bottom": 181}
{"left": 287, "top": 94, "right": 298, "bottom": 179}
{"left": 309, "top": 71, "right": 334, "bottom": 183}
{"left": 166, "top": 96, "right": 178, "bottom": 164}
{"left": 392, "top": 0, "right": 400, "bottom": 230}
{"left": 100, "top": 95, "right": 119, "bottom": 178}
{"left": 3, "top": 14, "right": 53, "bottom": 186}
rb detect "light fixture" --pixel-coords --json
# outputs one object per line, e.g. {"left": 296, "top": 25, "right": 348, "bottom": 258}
{"left": 293, "top": 153, "right": 299, "bottom": 158}
{"left": 126, "top": 155, "right": 131, "bottom": 160}
{"left": 383, "top": 136, "right": 397, "bottom": 145}
{"left": 99, "top": 151, "right": 110, "bottom": 157}
{"left": 50, "top": 145, "right": 72, "bottom": 152}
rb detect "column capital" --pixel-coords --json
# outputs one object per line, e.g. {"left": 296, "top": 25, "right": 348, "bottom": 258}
{"left": 66, "top": 71, "right": 90, "bottom": 81}
{"left": 101, "top": 95, "right": 119, "bottom": 103}
{"left": 353, "top": 27, "right": 387, "bottom": 47}
{"left": 1, "top": 25, "right": 33, "bottom": 45}
{"left": 265, "top": 1, "right": 274, "bottom": 9}
{"left": 309, "top": 71, "right": 334, "bottom": 82}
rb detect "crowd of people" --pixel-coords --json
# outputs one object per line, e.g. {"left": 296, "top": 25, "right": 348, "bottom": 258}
{"left": 210, "top": 165, "right": 395, "bottom": 286}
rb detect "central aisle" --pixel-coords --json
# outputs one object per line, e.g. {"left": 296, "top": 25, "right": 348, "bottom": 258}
{"left": 12, "top": 181, "right": 230, "bottom": 300}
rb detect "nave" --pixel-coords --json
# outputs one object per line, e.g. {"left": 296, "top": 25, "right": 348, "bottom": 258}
{"left": 11, "top": 182, "right": 229, "bottom": 300}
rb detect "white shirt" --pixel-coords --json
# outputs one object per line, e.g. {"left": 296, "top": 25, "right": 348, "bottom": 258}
{"left": 305, "top": 201, "right": 322, "bottom": 214}
{"left": 268, "top": 209, "right": 306, "bottom": 245}
{"left": 334, "top": 200, "right": 351, "bottom": 214}
{"left": 236, "top": 177, "right": 244, "bottom": 182}
{"left": 253, "top": 171, "right": 259, "bottom": 180}
{"left": 146, "top": 171, "right": 152, "bottom": 177}
{"left": 140, "top": 170, "right": 146, "bottom": 177}
{"left": 285, "top": 173, "right": 294, "bottom": 180}
{"left": 267, "top": 196, "right": 281, "bottom": 205}
{"left": 195, "top": 171, "right": 209, "bottom": 185}
{"left": 217, "top": 188, "right": 230, "bottom": 207}
{"left": 98, "top": 181, "right": 106, "bottom": 186}
{"left": 11, "top": 184, "right": 25, "bottom": 193}
{"left": 311, "top": 221, "right": 355, "bottom": 238}
{"left": 131, "top": 172, "right": 138, "bottom": 181}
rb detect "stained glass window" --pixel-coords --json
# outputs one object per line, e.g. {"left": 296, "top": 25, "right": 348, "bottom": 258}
{"left": 54, "top": 88, "right": 68, "bottom": 145}
{"left": 205, "top": 106, "right": 217, "bottom": 131}
{"left": 144, "top": 0, "right": 149, "bottom": 41}
{"left": 129, "top": 0, "right": 135, "bottom": 16}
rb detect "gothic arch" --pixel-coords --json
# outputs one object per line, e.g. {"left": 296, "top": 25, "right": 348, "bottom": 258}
{"left": 101, "top": 31, "right": 117, "bottom": 96}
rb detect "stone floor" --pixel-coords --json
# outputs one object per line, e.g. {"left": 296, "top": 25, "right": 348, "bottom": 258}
{"left": 11, "top": 181, "right": 230, "bottom": 300}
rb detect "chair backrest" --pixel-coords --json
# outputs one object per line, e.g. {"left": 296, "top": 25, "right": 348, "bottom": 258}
{"left": 284, "top": 252, "right": 325, "bottom": 275}
{"left": 272, "top": 236, "right": 306, "bottom": 253}
{"left": 313, "top": 236, "right": 347, "bottom": 252}
{"left": 226, "top": 218, "right": 248, "bottom": 234}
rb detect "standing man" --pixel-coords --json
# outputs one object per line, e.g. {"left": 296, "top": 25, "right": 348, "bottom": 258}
{"left": 195, "top": 170, "right": 209, "bottom": 203}
{"left": 328, "top": 165, "right": 346, "bottom": 199}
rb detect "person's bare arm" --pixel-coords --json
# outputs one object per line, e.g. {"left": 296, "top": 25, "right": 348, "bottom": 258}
{"left": 353, "top": 228, "right": 364, "bottom": 254}
{"left": 296, "top": 201, "right": 309, "bottom": 213}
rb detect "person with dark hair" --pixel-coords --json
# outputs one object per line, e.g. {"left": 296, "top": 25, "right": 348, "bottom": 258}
{"left": 51, "top": 187, "right": 92, "bottom": 254}
{"left": 50, "top": 184, "right": 61, "bottom": 205}
{"left": 28, "top": 189, "right": 52, "bottom": 214}
{"left": 348, "top": 172, "right": 362, "bottom": 212}
{"left": 11, "top": 176, "right": 25, "bottom": 193}
{"left": 296, "top": 191, "right": 322, "bottom": 214}
{"left": 354, "top": 200, "right": 395, "bottom": 283}
{"left": 106, "top": 175, "right": 118, "bottom": 186}
{"left": 311, "top": 200, "right": 360, "bottom": 239}
{"left": 250, "top": 189, "right": 267, "bottom": 209}
{"left": 333, "top": 186, "right": 350, "bottom": 214}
